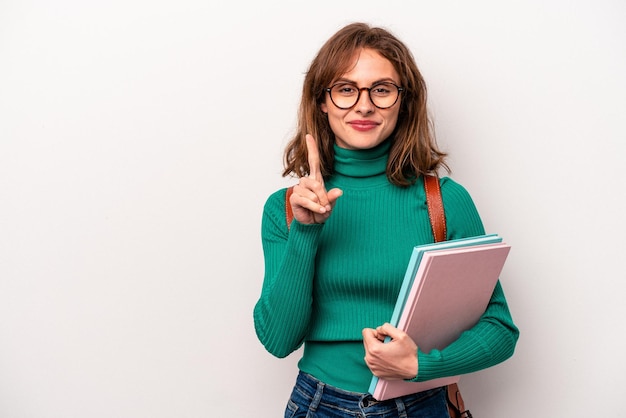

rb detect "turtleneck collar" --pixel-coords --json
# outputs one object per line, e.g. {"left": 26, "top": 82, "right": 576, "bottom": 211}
{"left": 333, "top": 140, "right": 390, "bottom": 177}
{"left": 330, "top": 140, "right": 391, "bottom": 188}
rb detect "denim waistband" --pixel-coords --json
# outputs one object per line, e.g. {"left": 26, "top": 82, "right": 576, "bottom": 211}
{"left": 294, "top": 371, "right": 444, "bottom": 410}
{"left": 296, "top": 371, "right": 371, "bottom": 403}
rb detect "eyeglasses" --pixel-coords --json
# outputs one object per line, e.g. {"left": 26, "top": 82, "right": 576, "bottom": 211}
{"left": 325, "top": 82, "right": 404, "bottom": 110}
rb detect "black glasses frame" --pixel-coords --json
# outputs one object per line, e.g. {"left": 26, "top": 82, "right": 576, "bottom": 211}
{"left": 325, "top": 82, "right": 404, "bottom": 110}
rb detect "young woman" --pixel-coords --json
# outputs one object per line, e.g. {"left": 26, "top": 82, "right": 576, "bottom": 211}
{"left": 254, "top": 22, "right": 519, "bottom": 417}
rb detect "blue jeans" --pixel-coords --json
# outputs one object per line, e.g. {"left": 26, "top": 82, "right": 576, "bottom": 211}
{"left": 285, "top": 372, "right": 450, "bottom": 418}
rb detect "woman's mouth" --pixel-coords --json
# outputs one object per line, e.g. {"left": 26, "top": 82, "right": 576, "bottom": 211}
{"left": 349, "top": 120, "right": 379, "bottom": 132}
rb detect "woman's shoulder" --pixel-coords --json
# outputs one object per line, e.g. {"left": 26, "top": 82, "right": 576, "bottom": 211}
{"left": 438, "top": 176, "right": 485, "bottom": 235}
{"left": 263, "top": 186, "right": 293, "bottom": 216}
{"left": 266, "top": 186, "right": 291, "bottom": 200}
{"left": 439, "top": 176, "right": 480, "bottom": 210}
{"left": 440, "top": 176, "right": 473, "bottom": 197}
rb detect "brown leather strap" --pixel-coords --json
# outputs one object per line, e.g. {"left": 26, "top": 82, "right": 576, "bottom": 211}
{"left": 447, "top": 382, "right": 472, "bottom": 417}
{"left": 285, "top": 186, "right": 295, "bottom": 230}
{"left": 423, "top": 174, "right": 447, "bottom": 243}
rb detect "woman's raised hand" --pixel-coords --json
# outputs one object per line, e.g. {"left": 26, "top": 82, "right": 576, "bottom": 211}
{"left": 290, "top": 134, "right": 343, "bottom": 225}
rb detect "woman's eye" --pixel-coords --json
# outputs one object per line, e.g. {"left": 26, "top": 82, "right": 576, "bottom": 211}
{"left": 372, "top": 85, "right": 392, "bottom": 95}
{"left": 341, "top": 87, "right": 357, "bottom": 94}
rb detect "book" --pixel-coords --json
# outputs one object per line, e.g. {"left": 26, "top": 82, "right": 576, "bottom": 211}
{"left": 388, "top": 234, "right": 503, "bottom": 328}
{"left": 368, "top": 235, "right": 511, "bottom": 401}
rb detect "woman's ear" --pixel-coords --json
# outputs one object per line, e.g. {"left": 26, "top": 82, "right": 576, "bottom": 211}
{"left": 320, "top": 102, "right": 328, "bottom": 114}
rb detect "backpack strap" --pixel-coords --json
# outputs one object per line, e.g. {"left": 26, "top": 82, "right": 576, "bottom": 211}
{"left": 285, "top": 186, "right": 295, "bottom": 230}
{"left": 447, "top": 381, "right": 471, "bottom": 418}
{"left": 423, "top": 174, "right": 447, "bottom": 242}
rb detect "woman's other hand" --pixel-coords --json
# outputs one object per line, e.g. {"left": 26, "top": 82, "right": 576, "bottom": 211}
{"left": 362, "top": 323, "right": 419, "bottom": 380}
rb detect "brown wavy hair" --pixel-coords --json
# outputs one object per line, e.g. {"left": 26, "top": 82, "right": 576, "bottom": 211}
{"left": 282, "top": 22, "right": 449, "bottom": 186}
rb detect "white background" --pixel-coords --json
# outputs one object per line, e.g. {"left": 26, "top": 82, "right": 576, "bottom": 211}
{"left": 1, "top": 1, "right": 625, "bottom": 417}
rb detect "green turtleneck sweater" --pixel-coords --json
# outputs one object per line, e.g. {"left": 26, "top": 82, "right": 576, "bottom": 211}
{"left": 254, "top": 140, "right": 519, "bottom": 393}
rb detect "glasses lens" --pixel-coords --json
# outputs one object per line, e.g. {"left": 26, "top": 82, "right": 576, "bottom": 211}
{"left": 369, "top": 83, "right": 400, "bottom": 109}
{"left": 329, "top": 83, "right": 400, "bottom": 109}
{"left": 330, "top": 83, "right": 360, "bottom": 109}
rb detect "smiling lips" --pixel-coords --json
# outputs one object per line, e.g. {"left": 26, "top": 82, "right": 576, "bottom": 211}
{"left": 348, "top": 120, "right": 380, "bottom": 132}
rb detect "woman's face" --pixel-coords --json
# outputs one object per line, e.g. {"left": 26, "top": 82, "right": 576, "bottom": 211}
{"left": 321, "top": 48, "right": 401, "bottom": 150}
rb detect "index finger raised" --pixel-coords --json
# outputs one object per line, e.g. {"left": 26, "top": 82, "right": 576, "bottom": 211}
{"left": 305, "top": 134, "right": 322, "bottom": 182}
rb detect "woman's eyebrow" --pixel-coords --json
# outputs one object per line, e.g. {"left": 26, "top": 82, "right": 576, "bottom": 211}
{"left": 332, "top": 77, "right": 399, "bottom": 86}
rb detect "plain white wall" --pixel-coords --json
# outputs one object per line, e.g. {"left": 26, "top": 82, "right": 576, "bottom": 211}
{"left": 1, "top": 1, "right": 624, "bottom": 417}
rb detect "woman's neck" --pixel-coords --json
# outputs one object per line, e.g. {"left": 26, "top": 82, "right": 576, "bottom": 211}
{"left": 330, "top": 140, "right": 391, "bottom": 188}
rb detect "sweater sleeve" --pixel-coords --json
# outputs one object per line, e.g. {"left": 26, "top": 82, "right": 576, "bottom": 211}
{"left": 253, "top": 189, "right": 324, "bottom": 358}
{"left": 411, "top": 178, "right": 519, "bottom": 381}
